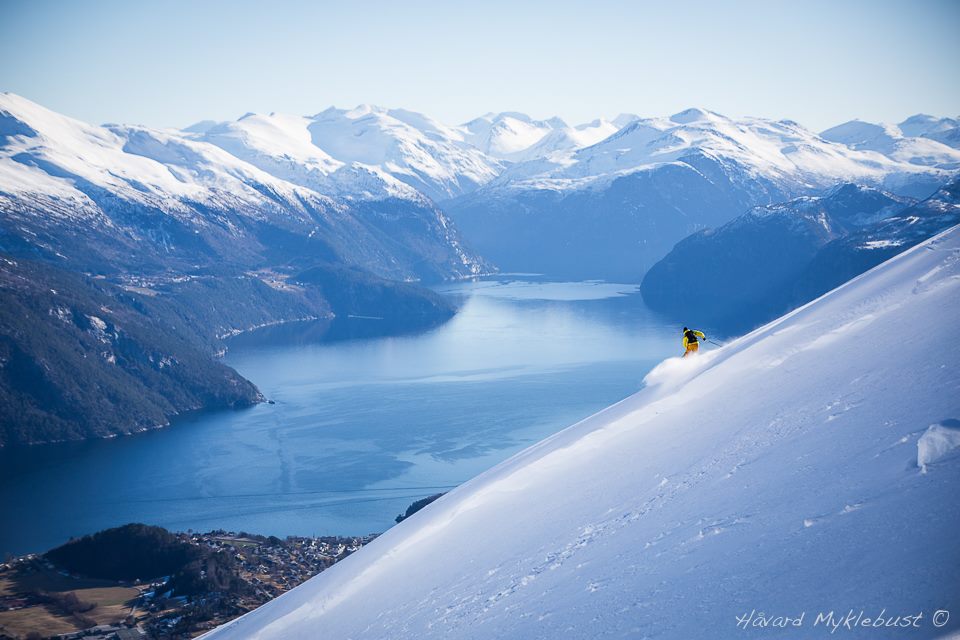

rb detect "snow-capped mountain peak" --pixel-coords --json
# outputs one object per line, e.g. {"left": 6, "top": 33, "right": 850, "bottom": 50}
{"left": 821, "top": 118, "right": 960, "bottom": 169}
{"left": 819, "top": 119, "right": 902, "bottom": 147}
{"left": 611, "top": 112, "right": 640, "bottom": 128}
{"left": 344, "top": 103, "right": 387, "bottom": 118}
{"left": 898, "top": 113, "right": 960, "bottom": 138}
{"left": 456, "top": 112, "right": 601, "bottom": 160}
{"left": 0, "top": 91, "right": 283, "bottom": 210}
{"left": 459, "top": 112, "right": 556, "bottom": 159}
{"left": 181, "top": 119, "right": 224, "bottom": 135}
{"left": 669, "top": 106, "right": 725, "bottom": 124}
{"left": 300, "top": 105, "right": 502, "bottom": 201}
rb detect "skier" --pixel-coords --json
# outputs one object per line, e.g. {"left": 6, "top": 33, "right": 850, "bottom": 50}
{"left": 682, "top": 326, "right": 706, "bottom": 357}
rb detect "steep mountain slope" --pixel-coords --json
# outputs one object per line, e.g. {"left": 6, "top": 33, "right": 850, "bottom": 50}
{"left": 641, "top": 178, "right": 960, "bottom": 334}
{"left": 639, "top": 183, "right": 912, "bottom": 332}
{"left": 793, "top": 178, "right": 960, "bottom": 303}
{"left": 0, "top": 256, "right": 263, "bottom": 446}
{"left": 444, "top": 109, "right": 955, "bottom": 280}
{"left": 0, "top": 252, "right": 458, "bottom": 447}
{"left": 205, "top": 225, "right": 960, "bottom": 640}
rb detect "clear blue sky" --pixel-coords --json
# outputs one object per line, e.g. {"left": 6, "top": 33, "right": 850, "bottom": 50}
{"left": 1, "top": 0, "right": 958, "bottom": 131}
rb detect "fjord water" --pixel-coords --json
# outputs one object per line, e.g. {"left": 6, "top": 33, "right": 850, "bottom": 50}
{"left": 0, "top": 279, "right": 679, "bottom": 556}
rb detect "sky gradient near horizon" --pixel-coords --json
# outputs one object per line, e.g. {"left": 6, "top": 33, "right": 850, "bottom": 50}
{"left": 1, "top": 0, "right": 958, "bottom": 131}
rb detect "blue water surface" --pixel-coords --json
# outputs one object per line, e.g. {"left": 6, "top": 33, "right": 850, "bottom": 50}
{"left": 0, "top": 279, "right": 681, "bottom": 555}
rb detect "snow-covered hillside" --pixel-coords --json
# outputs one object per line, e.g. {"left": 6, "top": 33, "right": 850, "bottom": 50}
{"left": 193, "top": 111, "right": 416, "bottom": 201}
{"left": 204, "top": 226, "right": 960, "bottom": 638}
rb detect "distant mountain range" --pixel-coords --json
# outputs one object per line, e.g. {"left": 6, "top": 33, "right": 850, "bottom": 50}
{"left": 0, "top": 94, "right": 485, "bottom": 281}
{"left": 5, "top": 93, "right": 956, "bottom": 283}
{"left": 2, "top": 93, "right": 958, "bottom": 444}
{"left": 444, "top": 109, "right": 959, "bottom": 279}
{"left": 821, "top": 115, "right": 960, "bottom": 164}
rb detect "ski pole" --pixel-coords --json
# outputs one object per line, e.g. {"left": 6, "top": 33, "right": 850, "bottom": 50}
{"left": 707, "top": 338, "right": 726, "bottom": 347}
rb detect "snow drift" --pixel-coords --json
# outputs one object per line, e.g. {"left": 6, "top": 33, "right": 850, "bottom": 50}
{"left": 204, "top": 226, "right": 960, "bottom": 638}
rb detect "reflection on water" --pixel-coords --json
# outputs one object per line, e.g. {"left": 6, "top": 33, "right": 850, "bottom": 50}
{"left": 0, "top": 278, "right": 679, "bottom": 555}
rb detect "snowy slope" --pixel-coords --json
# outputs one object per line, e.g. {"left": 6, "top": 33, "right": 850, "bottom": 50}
{"left": 204, "top": 226, "right": 960, "bottom": 638}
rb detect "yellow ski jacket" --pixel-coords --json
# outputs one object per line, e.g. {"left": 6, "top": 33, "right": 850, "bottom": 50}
{"left": 682, "top": 329, "right": 705, "bottom": 349}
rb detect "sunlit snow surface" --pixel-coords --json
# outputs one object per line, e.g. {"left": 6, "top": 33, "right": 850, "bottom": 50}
{"left": 204, "top": 227, "right": 960, "bottom": 638}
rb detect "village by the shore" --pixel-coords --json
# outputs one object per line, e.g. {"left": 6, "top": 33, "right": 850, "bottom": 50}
{"left": 0, "top": 529, "right": 379, "bottom": 640}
